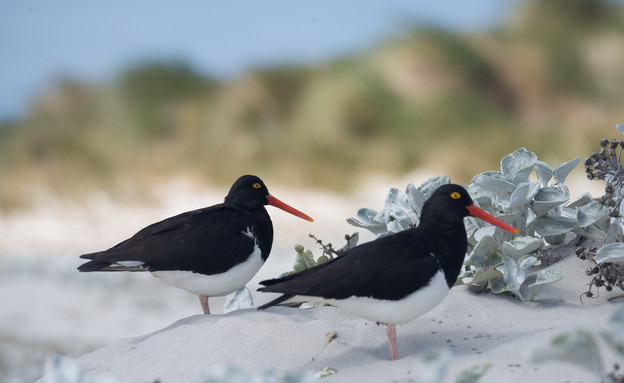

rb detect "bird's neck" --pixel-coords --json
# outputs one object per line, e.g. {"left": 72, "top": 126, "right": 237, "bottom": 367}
{"left": 418, "top": 220, "right": 468, "bottom": 287}
{"left": 225, "top": 203, "right": 274, "bottom": 259}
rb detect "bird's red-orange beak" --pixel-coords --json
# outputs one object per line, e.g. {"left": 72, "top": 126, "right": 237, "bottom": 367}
{"left": 266, "top": 195, "right": 314, "bottom": 222}
{"left": 466, "top": 204, "right": 518, "bottom": 233}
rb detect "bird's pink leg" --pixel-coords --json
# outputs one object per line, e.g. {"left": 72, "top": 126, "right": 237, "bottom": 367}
{"left": 199, "top": 295, "right": 211, "bottom": 315}
{"left": 386, "top": 324, "right": 399, "bottom": 360}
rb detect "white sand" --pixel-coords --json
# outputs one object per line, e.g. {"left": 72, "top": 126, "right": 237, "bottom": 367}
{"left": 73, "top": 254, "right": 622, "bottom": 383}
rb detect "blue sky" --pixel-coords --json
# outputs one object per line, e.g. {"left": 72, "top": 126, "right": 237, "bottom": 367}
{"left": 0, "top": 1, "right": 517, "bottom": 120}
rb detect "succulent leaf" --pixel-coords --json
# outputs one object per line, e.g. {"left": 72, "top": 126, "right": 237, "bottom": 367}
{"left": 527, "top": 270, "right": 565, "bottom": 301}
{"left": 534, "top": 216, "right": 576, "bottom": 236}
{"left": 501, "top": 236, "right": 542, "bottom": 258}
{"left": 595, "top": 243, "right": 624, "bottom": 265}
{"left": 501, "top": 148, "right": 538, "bottom": 185}
{"left": 223, "top": 286, "right": 253, "bottom": 313}
{"left": 576, "top": 201, "right": 609, "bottom": 228}
{"left": 527, "top": 330, "right": 603, "bottom": 376}
{"left": 553, "top": 156, "right": 580, "bottom": 185}
{"left": 534, "top": 160, "right": 553, "bottom": 187}
{"left": 532, "top": 187, "right": 570, "bottom": 217}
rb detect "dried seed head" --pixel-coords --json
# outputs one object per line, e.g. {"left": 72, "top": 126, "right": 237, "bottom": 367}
{"left": 601, "top": 138, "right": 609, "bottom": 147}
{"left": 606, "top": 185, "right": 614, "bottom": 193}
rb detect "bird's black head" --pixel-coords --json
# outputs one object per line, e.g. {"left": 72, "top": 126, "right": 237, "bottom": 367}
{"left": 421, "top": 184, "right": 474, "bottom": 223}
{"left": 224, "top": 175, "right": 314, "bottom": 221}
{"left": 224, "top": 175, "right": 270, "bottom": 207}
{"left": 421, "top": 184, "right": 517, "bottom": 233}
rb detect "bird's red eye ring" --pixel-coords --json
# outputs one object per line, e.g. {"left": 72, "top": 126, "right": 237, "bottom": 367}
{"left": 252, "top": 183, "right": 262, "bottom": 189}
{"left": 450, "top": 192, "right": 461, "bottom": 200}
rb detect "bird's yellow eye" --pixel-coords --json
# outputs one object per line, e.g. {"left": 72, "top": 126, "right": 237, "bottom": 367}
{"left": 450, "top": 192, "right": 461, "bottom": 200}
{"left": 252, "top": 183, "right": 262, "bottom": 189}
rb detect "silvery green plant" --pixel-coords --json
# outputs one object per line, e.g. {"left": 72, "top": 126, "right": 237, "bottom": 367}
{"left": 284, "top": 233, "right": 359, "bottom": 275}
{"left": 527, "top": 305, "right": 624, "bottom": 382}
{"left": 200, "top": 364, "right": 316, "bottom": 383}
{"left": 577, "top": 124, "right": 624, "bottom": 299}
{"left": 393, "top": 349, "right": 490, "bottom": 383}
{"left": 347, "top": 148, "right": 590, "bottom": 300}
{"left": 43, "top": 355, "right": 117, "bottom": 383}
{"left": 462, "top": 148, "right": 583, "bottom": 300}
{"left": 223, "top": 286, "right": 254, "bottom": 313}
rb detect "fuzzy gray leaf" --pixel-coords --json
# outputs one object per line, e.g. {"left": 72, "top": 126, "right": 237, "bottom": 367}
{"left": 532, "top": 187, "right": 570, "bottom": 217}
{"left": 293, "top": 246, "right": 317, "bottom": 272}
{"left": 606, "top": 217, "right": 624, "bottom": 243}
{"left": 471, "top": 171, "right": 517, "bottom": 202}
{"left": 386, "top": 219, "right": 406, "bottom": 234}
{"left": 617, "top": 124, "right": 624, "bottom": 136}
{"left": 416, "top": 175, "right": 451, "bottom": 197}
{"left": 473, "top": 226, "right": 496, "bottom": 242}
{"left": 465, "top": 235, "right": 499, "bottom": 267}
{"left": 520, "top": 255, "right": 538, "bottom": 271}
{"left": 609, "top": 304, "right": 624, "bottom": 330}
{"left": 382, "top": 188, "right": 419, "bottom": 228}
{"left": 543, "top": 233, "right": 566, "bottom": 245}
{"left": 576, "top": 201, "right": 609, "bottom": 228}
{"left": 347, "top": 208, "right": 389, "bottom": 235}
{"left": 527, "top": 330, "right": 603, "bottom": 376}
{"left": 405, "top": 183, "right": 426, "bottom": 216}
{"left": 223, "top": 286, "right": 253, "bottom": 313}
{"left": 501, "top": 148, "right": 538, "bottom": 184}
{"left": 534, "top": 160, "right": 553, "bottom": 187}
{"left": 454, "top": 362, "right": 492, "bottom": 383}
{"left": 603, "top": 305, "right": 624, "bottom": 357}
{"left": 527, "top": 269, "right": 565, "bottom": 301}
{"left": 45, "top": 355, "right": 117, "bottom": 383}
{"left": 501, "top": 236, "right": 542, "bottom": 258}
{"left": 553, "top": 156, "right": 580, "bottom": 185}
{"left": 507, "top": 181, "right": 540, "bottom": 210}
{"left": 406, "top": 175, "right": 450, "bottom": 217}
{"left": 595, "top": 243, "right": 624, "bottom": 265}
{"left": 346, "top": 217, "right": 388, "bottom": 235}
{"left": 470, "top": 266, "right": 504, "bottom": 285}
{"left": 337, "top": 232, "right": 359, "bottom": 253}
{"left": 534, "top": 216, "right": 576, "bottom": 236}
{"left": 356, "top": 207, "right": 379, "bottom": 223}
{"left": 567, "top": 192, "right": 594, "bottom": 209}
{"left": 495, "top": 256, "right": 533, "bottom": 299}
{"left": 201, "top": 364, "right": 316, "bottom": 383}
{"left": 384, "top": 188, "right": 410, "bottom": 212}
{"left": 352, "top": 208, "right": 382, "bottom": 226}
{"left": 413, "top": 349, "right": 451, "bottom": 383}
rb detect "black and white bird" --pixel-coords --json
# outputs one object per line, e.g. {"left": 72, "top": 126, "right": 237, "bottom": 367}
{"left": 258, "top": 184, "right": 517, "bottom": 360}
{"left": 78, "top": 175, "right": 313, "bottom": 314}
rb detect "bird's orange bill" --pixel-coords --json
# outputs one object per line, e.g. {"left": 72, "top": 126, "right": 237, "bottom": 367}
{"left": 266, "top": 195, "right": 314, "bottom": 222}
{"left": 466, "top": 204, "right": 518, "bottom": 233}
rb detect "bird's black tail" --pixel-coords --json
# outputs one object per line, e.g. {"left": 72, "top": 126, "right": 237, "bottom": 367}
{"left": 77, "top": 252, "right": 145, "bottom": 272}
{"left": 257, "top": 293, "right": 295, "bottom": 310}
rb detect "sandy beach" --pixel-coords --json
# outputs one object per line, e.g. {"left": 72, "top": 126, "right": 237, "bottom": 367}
{"left": 2, "top": 173, "right": 621, "bottom": 383}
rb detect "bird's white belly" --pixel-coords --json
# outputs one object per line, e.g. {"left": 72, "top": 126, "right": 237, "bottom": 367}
{"left": 304, "top": 270, "right": 450, "bottom": 325}
{"left": 151, "top": 244, "right": 264, "bottom": 297}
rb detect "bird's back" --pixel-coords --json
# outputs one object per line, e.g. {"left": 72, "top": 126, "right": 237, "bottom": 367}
{"left": 79, "top": 204, "right": 274, "bottom": 276}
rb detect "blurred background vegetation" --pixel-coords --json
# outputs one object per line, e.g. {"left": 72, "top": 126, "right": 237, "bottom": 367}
{"left": 1, "top": 0, "right": 623, "bottom": 210}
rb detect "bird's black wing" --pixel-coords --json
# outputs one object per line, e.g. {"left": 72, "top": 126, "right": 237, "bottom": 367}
{"left": 78, "top": 204, "right": 261, "bottom": 275}
{"left": 259, "top": 230, "right": 441, "bottom": 303}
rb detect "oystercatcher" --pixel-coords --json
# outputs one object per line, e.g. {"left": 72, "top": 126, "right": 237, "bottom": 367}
{"left": 258, "top": 184, "right": 517, "bottom": 360}
{"left": 78, "top": 175, "right": 313, "bottom": 314}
